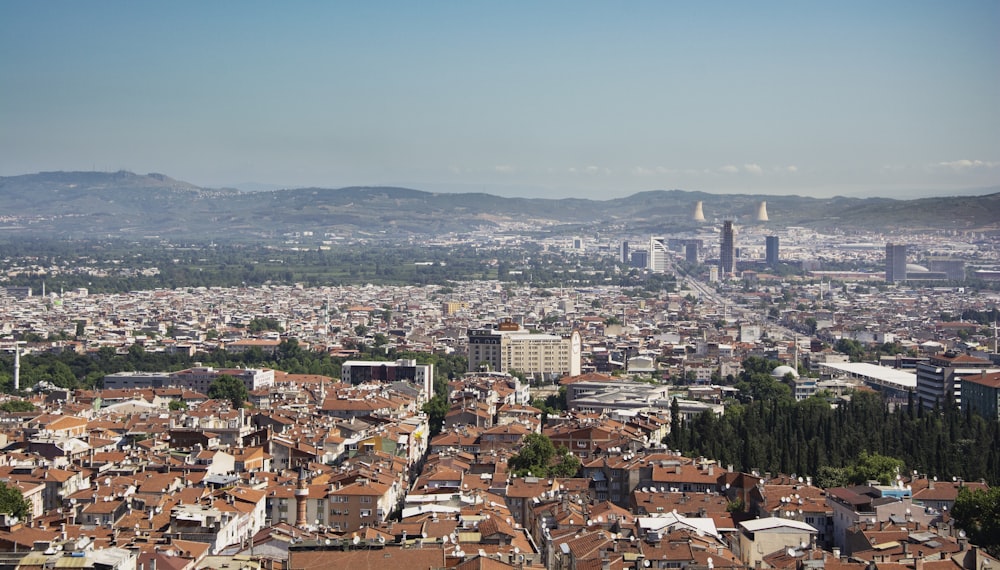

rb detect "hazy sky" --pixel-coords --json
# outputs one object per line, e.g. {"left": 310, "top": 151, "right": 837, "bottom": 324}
{"left": 2, "top": 2, "right": 998, "bottom": 199}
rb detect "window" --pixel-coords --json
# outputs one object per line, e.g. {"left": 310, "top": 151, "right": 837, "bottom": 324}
{"left": 360, "top": 496, "right": 372, "bottom": 503}
{"left": 360, "top": 509, "right": 372, "bottom": 518}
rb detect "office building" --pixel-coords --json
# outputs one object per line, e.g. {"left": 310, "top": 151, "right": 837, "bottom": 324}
{"left": 630, "top": 250, "right": 648, "bottom": 269}
{"left": 885, "top": 243, "right": 908, "bottom": 283}
{"left": 467, "top": 319, "right": 581, "bottom": 380}
{"left": 914, "top": 351, "right": 995, "bottom": 409}
{"left": 719, "top": 221, "right": 735, "bottom": 276}
{"left": 765, "top": 235, "right": 779, "bottom": 267}
{"left": 621, "top": 240, "right": 630, "bottom": 264}
{"left": 648, "top": 236, "right": 669, "bottom": 273}
{"left": 685, "top": 242, "right": 698, "bottom": 264}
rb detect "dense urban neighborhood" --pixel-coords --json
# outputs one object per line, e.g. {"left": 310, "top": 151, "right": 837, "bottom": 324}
{"left": 0, "top": 218, "right": 998, "bottom": 570}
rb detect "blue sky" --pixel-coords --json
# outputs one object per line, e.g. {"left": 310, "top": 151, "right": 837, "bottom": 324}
{"left": 1, "top": 1, "right": 997, "bottom": 199}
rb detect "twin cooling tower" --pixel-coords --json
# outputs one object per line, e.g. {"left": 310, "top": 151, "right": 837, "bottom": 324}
{"left": 692, "top": 200, "right": 768, "bottom": 222}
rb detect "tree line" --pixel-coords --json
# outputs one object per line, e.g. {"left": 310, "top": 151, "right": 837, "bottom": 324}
{"left": 667, "top": 357, "right": 1000, "bottom": 486}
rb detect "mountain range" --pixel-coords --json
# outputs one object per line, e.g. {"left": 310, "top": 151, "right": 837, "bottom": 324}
{"left": 0, "top": 170, "right": 997, "bottom": 241}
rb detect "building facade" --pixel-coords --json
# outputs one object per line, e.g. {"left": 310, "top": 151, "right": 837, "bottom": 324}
{"left": 341, "top": 359, "right": 433, "bottom": 399}
{"left": 648, "top": 236, "right": 669, "bottom": 273}
{"left": 961, "top": 371, "right": 1000, "bottom": 420}
{"left": 467, "top": 320, "right": 581, "bottom": 379}
{"left": 914, "top": 351, "right": 995, "bottom": 409}
{"left": 885, "top": 243, "right": 907, "bottom": 283}
{"left": 720, "top": 221, "right": 735, "bottom": 276}
{"left": 765, "top": 235, "right": 779, "bottom": 267}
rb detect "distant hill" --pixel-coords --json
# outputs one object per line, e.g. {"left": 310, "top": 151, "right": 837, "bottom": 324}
{"left": 0, "top": 171, "right": 996, "bottom": 240}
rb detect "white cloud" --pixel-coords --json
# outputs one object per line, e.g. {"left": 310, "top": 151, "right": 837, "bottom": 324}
{"left": 775, "top": 165, "right": 798, "bottom": 173}
{"left": 743, "top": 163, "right": 763, "bottom": 175}
{"left": 720, "top": 164, "right": 739, "bottom": 174}
{"left": 632, "top": 166, "right": 677, "bottom": 176}
{"left": 936, "top": 159, "right": 998, "bottom": 171}
{"left": 494, "top": 165, "right": 514, "bottom": 173}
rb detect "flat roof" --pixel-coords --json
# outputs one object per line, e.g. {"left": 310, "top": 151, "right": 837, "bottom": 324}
{"left": 819, "top": 362, "right": 917, "bottom": 389}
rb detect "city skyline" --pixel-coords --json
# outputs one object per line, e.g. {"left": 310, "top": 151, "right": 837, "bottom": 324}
{"left": 1, "top": 2, "right": 998, "bottom": 200}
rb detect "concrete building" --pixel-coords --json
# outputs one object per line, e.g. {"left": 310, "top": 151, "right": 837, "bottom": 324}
{"left": 648, "top": 236, "right": 669, "bottom": 273}
{"left": 737, "top": 517, "right": 817, "bottom": 566}
{"left": 720, "top": 221, "right": 735, "bottom": 276}
{"left": 961, "top": 371, "right": 1000, "bottom": 420}
{"left": 915, "top": 351, "right": 996, "bottom": 409}
{"left": 885, "top": 243, "right": 908, "bottom": 283}
{"left": 341, "top": 358, "right": 433, "bottom": 398}
{"left": 765, "top": 235, "right": 779, "bottom": 267}
{"left": 467, "top": 319, "right": 581, "bottom": 380}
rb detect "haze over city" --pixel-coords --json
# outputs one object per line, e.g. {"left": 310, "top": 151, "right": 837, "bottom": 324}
{"left": 2, "top": 1, "right": 998, "bottom": 199}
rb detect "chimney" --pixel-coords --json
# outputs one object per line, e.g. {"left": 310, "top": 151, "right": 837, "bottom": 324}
{"left": 833, "top": 548, "right": 841, "bottom": 560}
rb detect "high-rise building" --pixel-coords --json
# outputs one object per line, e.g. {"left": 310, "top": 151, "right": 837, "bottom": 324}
{"left": 649, "top": 236, "right": 669, "bottom": 273}
{"left": 765, "top": 235, "right": 779, "bottom": 267}
{"left": 630, "top": 250, "right": 648, "bottom": 269}
{"left": 719, "top": 221, "right": 735, "bottom": 276}
{"left": 621, "top": 240, "right": 630, "bottom": 264}
{"left": 685, "top": 242, "right": 698, "bottom": 264}
{"left": 885, "top": 243, "right": 908, "bottom": 283}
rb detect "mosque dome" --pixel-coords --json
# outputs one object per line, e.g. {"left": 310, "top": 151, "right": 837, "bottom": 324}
{"left": 771, "top": 365, "right": 799, "bottom": 379}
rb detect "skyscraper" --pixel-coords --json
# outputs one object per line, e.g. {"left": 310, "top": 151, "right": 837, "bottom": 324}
{"left": 765, "top": 235, "right": 779, "bottom": 267}
{"left": 649, "top": 236, "right": 669, "bottom": 273}
{"left": 621, "top": 240, "right": 630, "bottom": 264}
{"left": 719, "top": 221, "right": 735, "bottom": 276}
{"left": 685, "top": 242, "right": 698, "bottom": 264}
{"left": 885, "top": 243, "right": 907, "bottom": 283}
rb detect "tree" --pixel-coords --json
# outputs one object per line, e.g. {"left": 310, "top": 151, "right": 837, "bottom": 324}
{"left": 509, "top": 433, "right": 580, "bottom": 477}
{"left": 421, "top": 395, "right": 449, "bottom": 437}
{"left": 168, "top": 400, "right": 188, "bottom": 411}
{"left": 0, "top": 400, "right": 36, "bottom": 412}
{"left": 953, "top": 486, "right": 1000, "bottom": 557}
{"left": 849, "top": 451, "right": 904, "bottom": 485}
{"left": 0, "top": 481, "right": 30, "bottom": 520}
{"left": 207, "top": 374, "right": 248, "bottom": 408}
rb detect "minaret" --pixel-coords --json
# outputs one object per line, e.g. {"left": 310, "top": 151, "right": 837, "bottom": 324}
{"left": 14, "top": 343, "right": 21, "bottom": 392}
{"left": 294, "top": 466, "right": 309, "bottom": 528}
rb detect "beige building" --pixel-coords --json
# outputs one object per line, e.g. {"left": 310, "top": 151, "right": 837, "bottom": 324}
{"left": 738, "top": 517, "right": 817, "bottom": 566}
{"left": 467, "top": 320, "right": 581, "bottom": 380}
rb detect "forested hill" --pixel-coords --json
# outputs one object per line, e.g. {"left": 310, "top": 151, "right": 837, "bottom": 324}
{"left": 1, "top": 171, "right": 997, "bottom": 240}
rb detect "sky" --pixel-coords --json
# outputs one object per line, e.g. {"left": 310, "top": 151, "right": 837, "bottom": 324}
{"left": 1, "top": 2, "right": 998, "bottom": 200}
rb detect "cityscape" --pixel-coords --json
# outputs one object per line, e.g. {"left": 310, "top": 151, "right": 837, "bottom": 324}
{"left": 0, "top": 190, "right": 997, "bottom": 570}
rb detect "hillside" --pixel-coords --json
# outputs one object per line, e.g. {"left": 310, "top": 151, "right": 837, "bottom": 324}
{"left": 0, "top": 171, "right": 996, "bottom": 240}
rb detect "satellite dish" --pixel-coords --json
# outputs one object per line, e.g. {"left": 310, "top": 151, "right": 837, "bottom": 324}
{"left": 353, "top": 535, "right": 360, "bottom": 545}
{"left": 443, "top": 535, "right": 449, "bottom": 544}
{"left": 787, "top": 548, "right": 796, "bottom": 557}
